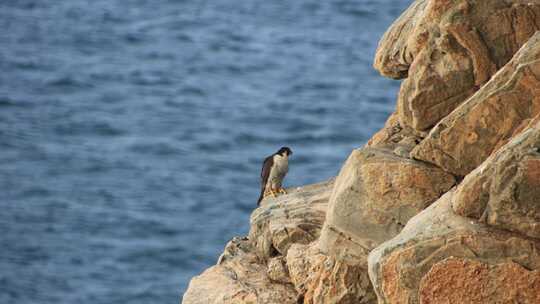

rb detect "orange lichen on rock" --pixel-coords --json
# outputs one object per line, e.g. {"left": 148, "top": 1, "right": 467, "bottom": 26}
{"left": 419, "top": 257, "right": 540, "bottom": 304}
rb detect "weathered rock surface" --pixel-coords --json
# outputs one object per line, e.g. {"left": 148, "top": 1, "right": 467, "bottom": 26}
{"left": 183, "top": 180, "right": 333, "bottom": 304}
{"left": 367, "top": 112, "right": 426, "bottom": 158}
{"left": 285, "top": 243, "right": 321, "bottom": 296}
{"left": 368, "top": 190, "right": 540, "bottom": 304}
{"left": 412, "top": 31, "right": 540, "bottom": 176}
{"left": 286, "top": 242, "right": 376, "bottom": 304}
{"left": 374, "top": 0, "right": 540, "bottom": 131}
{"left": 182, "top": 237, "right": 298, "bottom": 304}
{"left": 419, "top": 257, "right": 540, "bottom": 304}
{"left": 267, "top": 256, "right": 291, "bottom": 284}
{"left": 250, "top": 179, "right": 333, "bottom": 259}
{"left": 453, "top": 117, "right": 540, "bottom": 239}
{"left": 291, "top": 147, "right": 456, "bottom": 303}
{"left": 320, "top": 147, "right": 455, "bottom": 254}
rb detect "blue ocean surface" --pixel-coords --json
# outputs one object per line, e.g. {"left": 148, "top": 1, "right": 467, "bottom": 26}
{"left": 0, "top": 0, "right": 411, "bottom": 303}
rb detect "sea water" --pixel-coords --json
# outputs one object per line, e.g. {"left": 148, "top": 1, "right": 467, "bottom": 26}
{"left": 0, "top": 0, "right": 410, "bottom": 303}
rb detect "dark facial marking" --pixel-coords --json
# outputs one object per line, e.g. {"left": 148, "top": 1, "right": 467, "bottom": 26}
{"left": 278, "top": 146, "right": 292, "bottom": 156}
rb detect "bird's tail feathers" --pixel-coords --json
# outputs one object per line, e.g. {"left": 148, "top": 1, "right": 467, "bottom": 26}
{"left": 257, "top": 188, "right": 265, "bottom": 206}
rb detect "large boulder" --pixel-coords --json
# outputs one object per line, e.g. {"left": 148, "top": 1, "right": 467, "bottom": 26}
{"left": 250, "top": 179, "right": 333, "bottom": 259}
{"left": 295, "top": 147, "right": 455, "bottom": 303}
{"left": 320, "top": 147, "right": 455, "bottom": 254}
{"left": 452, "top": 117, "right": 540, "bottom": 239}
{"left": 368, "top": 190, "right": 540, "bottom": 304}
{"left": 182, "top": 237, "right": 298, "bottom": 304}
{"left": 419, "top": 257, "right": 540, "bottom": 304}
{"left": 183, "top": 180, "right": 333, "bottom": 304}
{"left": 374, "top": 0, "right": 540, "bottom": 131}
{"left": 412, "top": 32, "right": 540, "bottom": 176}
{"left": 286, "top": 242, "right": 376, "bottom": 304}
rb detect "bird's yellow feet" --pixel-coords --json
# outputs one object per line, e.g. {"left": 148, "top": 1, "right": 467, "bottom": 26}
{"left": 264, "top": 189, "right": 278, "bottom": 198}
{"left": 279, "top": 188, "right": 287, "bottom": 194}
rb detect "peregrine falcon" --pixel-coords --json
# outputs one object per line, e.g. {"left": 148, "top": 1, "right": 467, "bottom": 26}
{"left": 257, "top": 147, "right": 293, "bottom": 205}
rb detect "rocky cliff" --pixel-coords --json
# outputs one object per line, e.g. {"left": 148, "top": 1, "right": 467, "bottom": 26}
{"left": 182, "top": 1, "right": 540, "bottom": 303}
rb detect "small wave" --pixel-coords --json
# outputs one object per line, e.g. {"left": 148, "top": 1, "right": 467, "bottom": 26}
{"left": 334, "top": 1, "right": 374, "bottom": 18}
{"left": 54, "top": 121, "right": 127, "bottom": 137}
{"left": 281, "top": 81, "right": 342, "bottom": 96}
{"left": 10, "top": 59, "right": 49, "bottom": 71}
{"left": 195, "top": 140, "right": 232, "bottom": 152}
{"left": 179, "top": 86, "right": 206, "bottom": 97}
{"left": 129, "top": 70, "right": 173, "bottom": 86}
{"left": 0, "top": 97, "right": 33, "bottom": 108}
{"left": 129, "top": 142, "right": 183, "bottom": 156}
{"left": 123, "top": 32, "right": 148, "bottom": 44}
{"left": 45, "top": 76, "right": 94, "bottom": 89}
{"left": 20, "top": 186, "right": 52, "bottom": 198}
{"left": 176, "top": 33, "right": 193, "bottom": 42}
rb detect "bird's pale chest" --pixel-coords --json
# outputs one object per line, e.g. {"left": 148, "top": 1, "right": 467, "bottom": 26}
{"left": 272, "top": 154, "right": 289, "bottom": 173}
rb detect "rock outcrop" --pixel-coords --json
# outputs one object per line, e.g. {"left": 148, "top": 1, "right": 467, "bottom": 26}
{"left": 182, "top": 237, "right": 298, "bottom": 304}
{"left": 286, "top": 242, "right": 375, "bottom": 304}
{"left": 412, "top": 32, "right": 540, "bottom": 176}
{"left": 368, "top": 188, "right": 540, "bottom": 304}
{"left": 452, "top": 116, "right": 540, "bottom": 239}
{"left": 183, "top": 1, "right": 540, "bottom": 303}
{"left": 374, "top": 0, "right": 540, "bottom": 131}
{"left": 419, "top": 257, "right": 540, "bottom": 304}
{"left": 249, "top": 179, "right": 333, "bottom": 259}
{"left": 292, "top": 147, "right": 455, "bottom": 302}
{"left": 366, "top": 30, "right": 540, "bottom": 304}
{"left": 182, "top": 180, "right": 333, "bottom": 304}
{"left": 321, "top": 147, "right": 455, "bottom": 252}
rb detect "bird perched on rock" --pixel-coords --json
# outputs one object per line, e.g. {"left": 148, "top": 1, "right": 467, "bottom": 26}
{"left": 257, "top": 147, "right": 293, "bottom": 205}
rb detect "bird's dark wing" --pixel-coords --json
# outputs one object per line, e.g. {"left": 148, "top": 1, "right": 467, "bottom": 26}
{"left": 257, "top": 155, "right": 274, "bottom": 205}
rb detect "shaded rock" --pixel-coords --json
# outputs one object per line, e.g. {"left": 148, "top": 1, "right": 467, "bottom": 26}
{"left": 216, "top": 236, "right": 252, "bottom": 265}
{"left": 292, "top": 147, "right": 455, "bottom": 303}
{"left": 286, "top": 243, "right": 325, "bottom": 296}
{"left": 419, "top": 257, "right": 540, "bottom": 304}
{"left": 320, "top": 147, "right": 455, "bottom": 253}
{"left": 286, "top": 242, "right": 376, "bottom": 304}
{"left": 374, "top": 0, "right": 540, "bottom": 130}
{"left": 367, "top": 112, "right": 426, "bottom": 158}
{"left": 453, "top": 116, "right": 540, "bottom": 239}
{"left": 183, "top": 180, "right": 334, "bottom": 304}
{"left": 412, "top": 32, "right": 540, "bottom": 176}
{"left": 267, "top": 256, "right": 291, "bottom": 284}
{"left": 368, "top": 190, "right": 540, "bottom": 304}
{"left": 250, "top": 179, "right": 333, "bottom": 259}
{"left": 182, "top": 237, "right": 297, "bottom": 304}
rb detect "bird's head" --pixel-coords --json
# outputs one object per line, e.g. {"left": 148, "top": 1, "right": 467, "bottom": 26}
{"left": 277, "top": 147, "right": 293, "bottom": 157}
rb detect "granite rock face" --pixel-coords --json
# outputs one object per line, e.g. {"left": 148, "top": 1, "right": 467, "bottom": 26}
{"left": 366, "top": 26, "right": 540, "bottom": 304}
{"left": 320, "top": 148, "right": 455, "bottom": 254}
{"left": 419, "top": 257, "right": 540, "bottom": 304}
{"left": 367, "top": 112, "right": 426, "bottom": 158}
{"left": 249, "top": 179, "right": 333, "bottom": 259}
{"left": 374, "top": 0, "right": 540, "bottom": 131}
{"left": 286, "top": 242, "right": 376, "bottom": 304}
{"left": 267, "top": 256, "right": 291, "bottom": 284}
{"left": 182, "top": 237, "right": 298, "bottom": 304}
{"left": 368, "top": 190, "right": 540, "bottom": 304}
{"left": 182, "top": 181, "right": 333, "bottom": 304}
{"left": 290, "top": 147, "right": 455, "bottom": 303}
{"left": 453, "top": 117, "right": 540, "bottom": 239}
{"left": 412, "top": 32, "right": 540, "bottom": 176}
